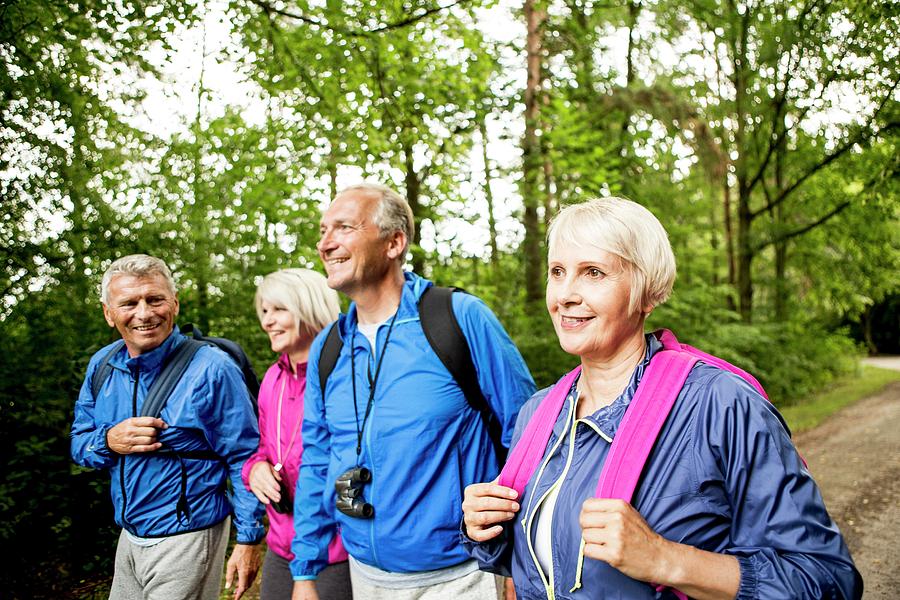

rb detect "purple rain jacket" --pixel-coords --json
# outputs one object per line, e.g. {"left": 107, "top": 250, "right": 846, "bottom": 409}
{"left": 463, "top": 334, "right": 862, "bottom": 600}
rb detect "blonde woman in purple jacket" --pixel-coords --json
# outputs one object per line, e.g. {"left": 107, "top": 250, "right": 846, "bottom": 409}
{"left": 242, "top": 269, "right": 351, "bottom": 600}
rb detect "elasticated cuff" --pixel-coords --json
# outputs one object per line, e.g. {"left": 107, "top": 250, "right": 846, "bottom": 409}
{"left": 235, "top": 525, "right": 266, "bottom": 545}
{"left": 734, "top": 554, "right": 759, "bottom": 600}
{"left": 95, "top": 424, "right": 116, "bottom": 459}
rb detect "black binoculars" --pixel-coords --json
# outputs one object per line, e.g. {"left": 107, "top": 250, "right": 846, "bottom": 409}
{"left": 335, "top": 467, "right": 374, "bottom": 519}
{"left": 270, "top": 479, "right": 293, "bottom": 515}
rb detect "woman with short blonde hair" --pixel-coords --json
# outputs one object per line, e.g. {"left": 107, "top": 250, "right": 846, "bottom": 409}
{"left": 242, "top": 268, "right": 351, "bottom": 600}
{"left": 254, "top": 268, "right": 341, "bottom": 341}
{"left": 463, "top": 197, "right": 860, "bottom": 599}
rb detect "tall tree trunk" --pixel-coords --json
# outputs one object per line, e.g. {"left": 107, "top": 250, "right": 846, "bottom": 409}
{"left": 710, "top": 198, "right": 720, "bottom": 286}
{"left": 540, "top": 79, "right": 555, "bottom": 226}
{"left": 402, "top": 141, "right": 425, "bottom": 275}
{"left": 773, "top": 113, "right": 789, "bottom": 321}
{"left": 522, "top": 0, "right": 546, "bottom": 310}
{"left": 479, "top": 118, "right": 500, "bottom": 269}
{"left": 733, "top": 9, "right": 754, "bottom": 322}
{"left": 861, "top": 305, "right": 877, "bottom": 355}
{"left": 191, "top": 20, "right": 210, "bottom": 332}
{"left": 736, "top": 194, "right": 753, "bottom": 322}
{"left": 328, "top": 159, "right": 338, "bottom": 201}
{"left": 541, "top": 127, "right": 555, "bottom": 228}
{"left": 713, "top": 46, "right": 736, "bottom": 308}
{"left": 618, "top": 0, "right": 641, "bottom": 195}
{"left": 723, "top": 179, "right": 736, "bottom": 291}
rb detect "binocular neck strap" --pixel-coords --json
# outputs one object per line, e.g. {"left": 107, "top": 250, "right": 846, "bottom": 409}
{"left": 350, "top": 309, "right": 400, "bottom": 458}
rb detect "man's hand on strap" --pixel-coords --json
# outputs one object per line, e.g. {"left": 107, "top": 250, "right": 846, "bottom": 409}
{"left": 105, "top": 417, "right": 167, "bottom": 454}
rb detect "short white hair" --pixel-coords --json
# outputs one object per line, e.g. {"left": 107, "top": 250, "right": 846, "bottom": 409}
{"left": 101, "top": 254, "right": 176, "bottom": 304}
{"left": 547, "top": 197, "right": 676, "bottom": 314}
{"left": 337, "top": 182, "right": 415, "bottom": 255}
{"left": 255, "top": 268, "right": 340, "bottom": 337}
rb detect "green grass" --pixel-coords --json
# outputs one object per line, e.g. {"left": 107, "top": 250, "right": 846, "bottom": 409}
{"left": 779, "top": 365, "right": 900, "bottom": 433}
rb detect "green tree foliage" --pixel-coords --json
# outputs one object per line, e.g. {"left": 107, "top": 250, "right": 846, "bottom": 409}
{"left": 512, "top": 0, "right": 897, "bottom": 392}
{"left": 659, "top": 0, "right": 899, "bottom": 320}
{"left": 0, "top": 284, "right": 122, "bottom": 597}
{"left": 140, "top": 107, "right": 326, "bottom": 364}
{"left": 1, "top": 2, "right": 200, "bottom": 594}
{"left": 231, "top": 0, "right": 499, "bottom": 273}
{"left": 1, "top": 0, "right": 198, "bottom": 311}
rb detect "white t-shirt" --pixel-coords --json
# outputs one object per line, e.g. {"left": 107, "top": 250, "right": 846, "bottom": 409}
{"left": 357, "top": 321, "right": 382, "bottom": 352}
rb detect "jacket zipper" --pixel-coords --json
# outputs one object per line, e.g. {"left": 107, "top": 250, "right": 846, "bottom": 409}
{"left": 119, "top": 365, "right": 140, "bottom": 530}
{"left": 363, "top": 338, "right": 381, "bottom": 570}
{"left": 568, "top": 417, "right": 613, "bottom": 593}
{"left": 523, "top": 393, "right": 577, "bottom": 600}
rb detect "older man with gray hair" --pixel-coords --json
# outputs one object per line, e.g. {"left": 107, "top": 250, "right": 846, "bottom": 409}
{"left": 70, "top": 254, "right": 264, "bottom": 600}
{"left": 291, "top": 183, "right": 535, "bottom": 599}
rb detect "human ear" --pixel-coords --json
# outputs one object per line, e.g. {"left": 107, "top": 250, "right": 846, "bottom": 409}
{"left": 386, "top": 231, "right": 407, "bottom": 261}
{"left": 102, "top": 304, "right": 116, "bottom": 328}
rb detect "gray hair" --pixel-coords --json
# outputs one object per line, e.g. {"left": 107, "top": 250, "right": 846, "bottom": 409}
{"left": 100, "top": 254, "right": 177, "bottom": 304}
{"left": 547, "top": 197, "right": 676, "bottom": 314}
{"left": 338, "top": 183, "right": 415, "bottom": 254}
{"left": 255, "top": 268, "right": 341, "bottom": 338}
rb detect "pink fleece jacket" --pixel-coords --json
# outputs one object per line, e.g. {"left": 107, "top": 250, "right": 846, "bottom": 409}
{"left": 242, "top": 354, "right": 346, "bottom": 562}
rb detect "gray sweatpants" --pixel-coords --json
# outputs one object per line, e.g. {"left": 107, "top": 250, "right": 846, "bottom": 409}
{"left": 348, "top": 565, "right": 504, "bottom": 600}
{"left": 109, "top": 519, "right": 230, "bottom": 600}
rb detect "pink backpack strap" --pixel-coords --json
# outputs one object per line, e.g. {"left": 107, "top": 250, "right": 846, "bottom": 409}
{"left": 598, "top": 335, "right": 695, "bottom": 600}
{"left": 501, "top": 330, "right": 760, "bottom": 600}
{"left": 657, "top": 329, "right": 767, "bottom": 399}
{"left": 594, "top": 350, "right": 698, "bottom": 501}
{"left": 498, "top": 366, "right": 581, "bottom": 496}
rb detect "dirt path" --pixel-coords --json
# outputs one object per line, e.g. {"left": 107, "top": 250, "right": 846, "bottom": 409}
{"left": 793, "top": 371, "right": 900, "bottom": 599}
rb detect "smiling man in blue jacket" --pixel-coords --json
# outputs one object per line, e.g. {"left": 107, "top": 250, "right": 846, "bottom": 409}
{"left": 290, "top": 183, "right": 535, "bottom": 599}
{"left": 70, "top": 254, "right": 265, "bottom": 600}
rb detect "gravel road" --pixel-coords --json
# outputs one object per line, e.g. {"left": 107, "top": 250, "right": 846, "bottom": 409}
{"left": 793, "top": 370, "right": 900, "bottom": 599}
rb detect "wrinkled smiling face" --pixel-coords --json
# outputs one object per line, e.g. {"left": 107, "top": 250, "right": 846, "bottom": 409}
{"left": 103, "top": 272, "right": 179, "bottom": 357}
{"left": 545, "top": 243, "right": 645, "bottom": 362}
{"left": 317, "top": 190, "right": 395, "bottom": 296}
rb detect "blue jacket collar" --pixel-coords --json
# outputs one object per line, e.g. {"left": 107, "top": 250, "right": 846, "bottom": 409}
{"left": 110, "top": 325, "right": 185, "bottom": 374}
{"left": 338, "top": 271, "right": 432, "bottom": 338}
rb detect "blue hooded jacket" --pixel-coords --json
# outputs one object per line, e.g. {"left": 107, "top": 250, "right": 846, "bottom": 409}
{"left": 70, "top": 327, "right": 265, "bottom": 543}
{"left": 291, "top": 272, "right": 535, "bottom": 577}
{"left": 464, "top": 334, "right": 862, "bottom": 599}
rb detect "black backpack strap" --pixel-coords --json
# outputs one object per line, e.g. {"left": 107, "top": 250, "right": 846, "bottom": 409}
{"left": 318, "top": 322, "right": 343, "bottom": 394}
{"left": 91, "top": 340, "right": 126, "bottom": 399}
{"left": 142, "top": 336, "right": 225, "bottom": 526}
{"left": 207, "top": 336, "right": 261, "bottom": 401}
{"left": 139, "top": 338, "right": 204, "bottom": 418}
{"left": 419, "top": 286, "right": 507, "bottom": 464}
{"left": 184, "top": 324, "right": 261, "bottom": 401}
